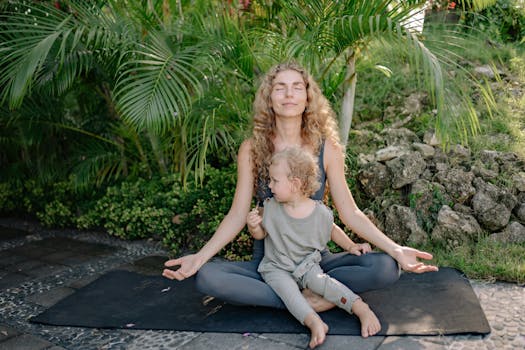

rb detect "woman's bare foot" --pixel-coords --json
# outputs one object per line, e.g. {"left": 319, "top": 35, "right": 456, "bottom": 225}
{"left": 302, "top": 288, "right": 335, "bottom": 312}
{"left": 304, "top": 312, "right": 329, "bottom": 349}
{"left": 351, "top": 299, "right": 381, "bottom": 338}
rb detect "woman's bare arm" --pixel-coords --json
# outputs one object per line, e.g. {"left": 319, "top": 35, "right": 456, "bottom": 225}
{"left": 324, "top": 140, "right": 438, "bottom": 273}
{"left": 163, "top": 139, "right": 255, "bottom": 280}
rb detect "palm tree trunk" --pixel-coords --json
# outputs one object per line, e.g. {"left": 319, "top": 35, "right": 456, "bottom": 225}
{"left": 340, "top": 49, "right": 356, "bottom": 147}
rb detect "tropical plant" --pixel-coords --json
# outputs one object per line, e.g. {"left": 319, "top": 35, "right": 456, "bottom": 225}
{"left": 0, "top": 1, "right": 209, "bottom": 187}
{"left": 462, "top": 0, "right": 525, "bottom": 43}
{"left": 0, "top": 0, "right": 502, "bottom": 191}
{"left": 245, "top": 0, "right": 501, "bottom": 146}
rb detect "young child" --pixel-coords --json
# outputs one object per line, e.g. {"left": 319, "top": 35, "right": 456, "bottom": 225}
{"left": 247, "top": 146, "right": 381, "bottom": 349}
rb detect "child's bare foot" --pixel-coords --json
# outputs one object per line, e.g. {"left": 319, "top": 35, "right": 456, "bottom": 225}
{"left": 304, "top": 312, "right": 329, "bottom": 348}
{"left": 351, "top": 299, "right": 381, "bottom": 338}
{"left": 302, "top": 288, "right": 335, "bottom": 312}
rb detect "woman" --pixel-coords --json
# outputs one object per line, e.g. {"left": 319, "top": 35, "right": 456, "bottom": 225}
{"left": 163, "top": 62, "right": 438, "bottom": 311}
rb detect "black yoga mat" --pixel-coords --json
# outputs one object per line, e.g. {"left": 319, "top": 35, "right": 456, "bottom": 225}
{"left": 30, "top": 267, "right": 491, "bottom": 336}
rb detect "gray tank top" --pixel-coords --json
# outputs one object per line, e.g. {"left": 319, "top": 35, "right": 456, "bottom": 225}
{"left": 258, "top": 197, "right": 333, "bottom": 274}
{"left": 256, "top": 140, "right": 327, "bottom": 205}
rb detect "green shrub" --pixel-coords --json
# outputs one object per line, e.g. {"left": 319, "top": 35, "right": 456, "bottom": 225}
{"left": 77, "top": 176, "right": 181, "bottom": 242}
{"left": 36, "top": 180, "right": 83, "bottom": 228}
{"left": 21, "top": 180, "right": 47, "bottom": 215}
{"left": 163, "top": 165, "right": 254, "bottom": 261}
{"left": 0, "top": 182, "right": 19, "bottom": 214}
{"left": 463, "top": 0, "right": 525, "bottom": 43}
{"left": 0, "top": 179, "right": 82, "bottom": 227}
{"left": 37, "top": 200, "right": 74, "bottom": 228}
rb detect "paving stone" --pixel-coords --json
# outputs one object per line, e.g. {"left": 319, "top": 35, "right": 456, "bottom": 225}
{"left": 0, "top": 324, "right": 20, "bottom": 341}
{"left": 377, "top": 336, "right": 446, "bottom": 350}
{"left": 0, "top": 271, "right": 31, "bottom": 290}
{"left": 5, "top": 259, "right": 44, "bottom": 273}
{"left": 9, "top": 244, "right": 56, "bottom": 259}
{"left": 259, "top": 333, "right": 309, "bottom": 348}
{"left": 39, "top": 251, "right": 77, "bottom": 264}
{"left": 178, "top": 333, "right": 250, "bottom": 350}
{"left": 125, "top": 330, "right": 199, "bottom": 350}
{"left": 26, "top": 286, "right": 76, "bottom": 307}
{"left": 0, "top": 253, "right": 28, "bottom": 267}
{"left": 67, "top": 273, "right": 102, "bottom": 289}
{"left": 57, "top": 254, "right": 95, "bottom": 266}
{"left": 0, "top": 227, "right": 32, "bottom": 241}
{"left": 13, "top": 237, "right": 116, "bottom": 258}
{"left": 0, "top": 334, "right": 54, "bottom": 350}
{"left": 23, "top": 263, "right": 67, "bottom": 278}
{"left": 316, "top": 334, "right": 385, "bottom": 349}
{"left": 178, "top": 332, "right": 298, "bottom": 350}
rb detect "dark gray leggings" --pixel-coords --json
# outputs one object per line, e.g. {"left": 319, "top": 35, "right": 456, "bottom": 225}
{"left": 195, "top": 240, "right": 400, "bottom": 308}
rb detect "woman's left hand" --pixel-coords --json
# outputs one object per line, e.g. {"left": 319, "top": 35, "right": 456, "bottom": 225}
{"left": 392, "top": 246, "right": 439, "bottom": 273}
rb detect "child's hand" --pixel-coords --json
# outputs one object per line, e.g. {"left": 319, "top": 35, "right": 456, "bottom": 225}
{"left": 246, "top": 206, "right": 262, "bottom": 231}
{"left": 347, "top": 242, "right": 372, "bottom": 256}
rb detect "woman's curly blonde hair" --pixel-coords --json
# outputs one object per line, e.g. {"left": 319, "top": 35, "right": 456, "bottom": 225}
{"left": 271, "top": 146, "right": 320, "bottom": 197}
{"left": 250, "top": 62, "right": 343, "bottom": 195}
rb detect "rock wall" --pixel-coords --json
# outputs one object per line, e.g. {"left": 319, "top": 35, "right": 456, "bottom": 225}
{"left": 353, "top": 127, "right": 525, "bottom": 247}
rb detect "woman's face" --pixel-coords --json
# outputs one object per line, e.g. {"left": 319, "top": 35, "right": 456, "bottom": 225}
{"left": 270, "top": 69, "right": 308, "bottom": 119}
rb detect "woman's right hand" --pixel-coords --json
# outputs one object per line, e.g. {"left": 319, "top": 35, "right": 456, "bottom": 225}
{"left": 163, "top": 140, "right": 255, "bottom": 281}
{"left": 162, "top": 254, "right": 204, "bottom": 281}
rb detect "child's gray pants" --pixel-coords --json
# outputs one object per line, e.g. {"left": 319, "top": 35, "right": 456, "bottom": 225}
{"left": 261, "top": 251, "right": 360, "bottom": 324}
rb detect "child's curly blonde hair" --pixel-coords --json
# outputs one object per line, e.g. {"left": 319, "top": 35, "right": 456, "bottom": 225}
{"left": 271, "top": 147, "right": 320, "bottom": 197}
{"left": 250, "top": 62, "right": 342, "bottom": 196}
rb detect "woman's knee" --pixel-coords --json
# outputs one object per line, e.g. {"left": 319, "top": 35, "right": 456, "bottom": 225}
{"left": 369, "top": 253, "right": 400, "bottom": 287}
{"left": 195, "top": 261, "right": 222, "bottom": 295}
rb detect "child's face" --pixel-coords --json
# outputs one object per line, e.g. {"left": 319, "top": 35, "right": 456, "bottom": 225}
{"left": 268, "top": 160, "right": 294, "bottom": 203}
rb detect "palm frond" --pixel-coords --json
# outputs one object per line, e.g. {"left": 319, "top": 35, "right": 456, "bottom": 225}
{"left": 0, "top": 2, "right": 128, "bottom": 108}
{"left": 114, "top": 31, "right": 206, "bottom": 133}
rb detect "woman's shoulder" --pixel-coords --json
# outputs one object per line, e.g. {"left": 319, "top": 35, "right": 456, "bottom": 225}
{"left": 239, "top": 138, "right": 253, "bottom": 152}
{"left": 237, "top": 138, "right": 254, "bottom": 161}
{"left": 322, "top": 138, "right": 345, "bottom": 169}
{"left": 323, "top": 138, "right": 343, "bottom": 155}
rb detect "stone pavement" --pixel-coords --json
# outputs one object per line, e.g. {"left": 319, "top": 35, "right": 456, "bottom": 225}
{"left": 0, "top": 218, "right": 523, "bottom": 350}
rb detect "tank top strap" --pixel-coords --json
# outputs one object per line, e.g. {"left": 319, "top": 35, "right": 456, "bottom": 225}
{"left": 312, "top": 139, "right": 327, "bottom": 201}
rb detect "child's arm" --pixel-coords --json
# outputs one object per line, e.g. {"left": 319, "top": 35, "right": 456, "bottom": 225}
{"left": 330, "top": 223, "right": 372, "bottom": 256}
{"left": 247, "top": 207, "right": 266, "bottom": 240}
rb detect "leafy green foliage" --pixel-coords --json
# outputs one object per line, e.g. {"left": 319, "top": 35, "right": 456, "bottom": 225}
{"left": 77, "top": 176, "right": 181, "bottom": 240}
{"left": 0, "top": 182, "right": 20, "bottom": 214}
{"left": 462, "top": 0, "right": 525, "bottom": 43}
{"left": 0, "top": 178, "right": 91, "bottom": 228}
{"left": 163, "top": 165, "right": 254, "bottom": 261}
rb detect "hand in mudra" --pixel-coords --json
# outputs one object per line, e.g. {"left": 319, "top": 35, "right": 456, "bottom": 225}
{"left": 393, "top": 246, "right": 439, "bottom": 273}
{"left": 163, "top": 254, "right": 203, "bottom": 281}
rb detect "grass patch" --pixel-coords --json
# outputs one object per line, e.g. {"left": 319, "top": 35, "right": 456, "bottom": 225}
{"left": 417, "top": 237, "right": 525, "bottom": 285}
